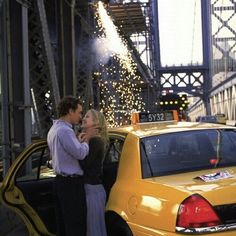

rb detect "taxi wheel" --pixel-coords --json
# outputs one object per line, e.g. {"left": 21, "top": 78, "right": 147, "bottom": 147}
{"left": 106, "top": 212, "right": 132, "bottom": 236}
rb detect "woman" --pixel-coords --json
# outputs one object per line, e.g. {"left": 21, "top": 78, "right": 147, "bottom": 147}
{"left": 80, "top": 109, "right": 109, "bottom": 236}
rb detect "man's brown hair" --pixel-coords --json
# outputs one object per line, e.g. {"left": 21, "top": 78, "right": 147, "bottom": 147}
{"left": 57, "top": 96, "right": 83, "bottom": 117}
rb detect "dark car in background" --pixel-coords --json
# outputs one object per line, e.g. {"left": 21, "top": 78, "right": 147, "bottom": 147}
{"left": 196, "top": 115, "right": 218, "bottom": 123}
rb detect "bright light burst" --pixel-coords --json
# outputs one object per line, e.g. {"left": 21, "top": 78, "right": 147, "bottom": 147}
{"left": 94, "top": 1, "right": 145, "bottom": 126}
{"left": 96, "top": 1, "right": 135, "bottom": 74}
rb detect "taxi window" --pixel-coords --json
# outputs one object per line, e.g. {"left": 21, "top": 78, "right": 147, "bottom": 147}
{"left": 103, "top": 137, "right": 125, "bottom": 198}
{"left": 141, "top": 129, "right": 236, "bottom": 178}
{"left": 104, "top": 138, "right": 124, "bottom": 164}
{"left": 16, "top": 147, "right": 54, "bottom": 182}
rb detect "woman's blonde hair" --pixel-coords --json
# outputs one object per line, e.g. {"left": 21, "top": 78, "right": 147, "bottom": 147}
{"left": 88, "top": 109, "right": 109, "bottom": 149}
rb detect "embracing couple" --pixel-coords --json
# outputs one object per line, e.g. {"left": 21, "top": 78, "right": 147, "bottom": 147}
{"left": 47, "top": 95, "right": 108, "bottom": 236}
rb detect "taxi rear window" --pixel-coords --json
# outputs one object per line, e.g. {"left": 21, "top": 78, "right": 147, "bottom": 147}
{"left": 140, "top": 129, "right": 236, "bottom": 178}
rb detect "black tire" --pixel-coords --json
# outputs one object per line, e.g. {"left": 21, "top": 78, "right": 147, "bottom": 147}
{"left": 106, "top": 213, "right": 133, "bottom": 236}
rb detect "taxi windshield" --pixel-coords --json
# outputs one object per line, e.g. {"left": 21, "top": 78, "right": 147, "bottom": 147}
{"left": 140, "top": 129, "right": 236, "bottom": 178}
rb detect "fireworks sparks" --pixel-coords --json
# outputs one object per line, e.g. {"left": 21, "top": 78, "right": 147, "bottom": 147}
{"left": 93, "top": 1, "right": 145, "bottom": 126}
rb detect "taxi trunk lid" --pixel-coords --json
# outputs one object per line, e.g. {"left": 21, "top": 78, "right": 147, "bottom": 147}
{"left": 149, "top": 167, "right": 236, "bottom": 202}
{"left": 148, "top": 167, "right": 236, "bottom": 225}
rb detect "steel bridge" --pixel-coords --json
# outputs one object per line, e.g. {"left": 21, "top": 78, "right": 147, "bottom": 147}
{"left": 0, "top": 0, "right": 236, "bottom": 176}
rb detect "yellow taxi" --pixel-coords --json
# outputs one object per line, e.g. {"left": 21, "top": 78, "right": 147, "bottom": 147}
{"left": 1, "top": 110, "right": 236, "bottom": 236}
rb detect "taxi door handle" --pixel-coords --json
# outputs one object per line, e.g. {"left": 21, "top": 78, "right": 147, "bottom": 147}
{"left": 40, "top": 191, "right": 51, "bottom": 196}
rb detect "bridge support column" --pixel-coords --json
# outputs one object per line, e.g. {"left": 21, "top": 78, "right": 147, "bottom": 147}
{"left": 201, "top": 0, "right": 212, "bottom": 115}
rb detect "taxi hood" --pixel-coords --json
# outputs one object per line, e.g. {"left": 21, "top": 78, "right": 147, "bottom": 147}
{"left": 146, "top": 167, "right": 236, "bottom": 205}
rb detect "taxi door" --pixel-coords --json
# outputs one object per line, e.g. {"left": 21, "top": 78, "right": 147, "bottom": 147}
{"left": 0, "top": 140, "right": 55, "bottom": 236}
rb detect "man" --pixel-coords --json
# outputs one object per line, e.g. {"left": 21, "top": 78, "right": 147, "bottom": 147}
{"left": 47, "top": 95, "right": 91, "bottom": 236}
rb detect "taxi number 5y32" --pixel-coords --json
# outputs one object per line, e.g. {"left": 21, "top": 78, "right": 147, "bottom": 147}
{"left": 148, "top": 112, "right": 164, "bottom": 122}
{"left": 138, "top": 111, "right": 174, "bottom": 123}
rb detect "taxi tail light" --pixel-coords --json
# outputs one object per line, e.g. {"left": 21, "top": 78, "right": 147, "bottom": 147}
{"left": 177, "top": 194, "right": 221, "bottom": 228}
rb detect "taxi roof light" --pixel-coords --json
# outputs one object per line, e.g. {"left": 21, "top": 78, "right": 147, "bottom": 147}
{"left": 177, "top": 194, "right": 221, "bottom": 229}
{"left": 131, "top": 112, "right": 140, "bottom": 124}
{"left": 131, "top": 110, "right": 179, "bottom": 125}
